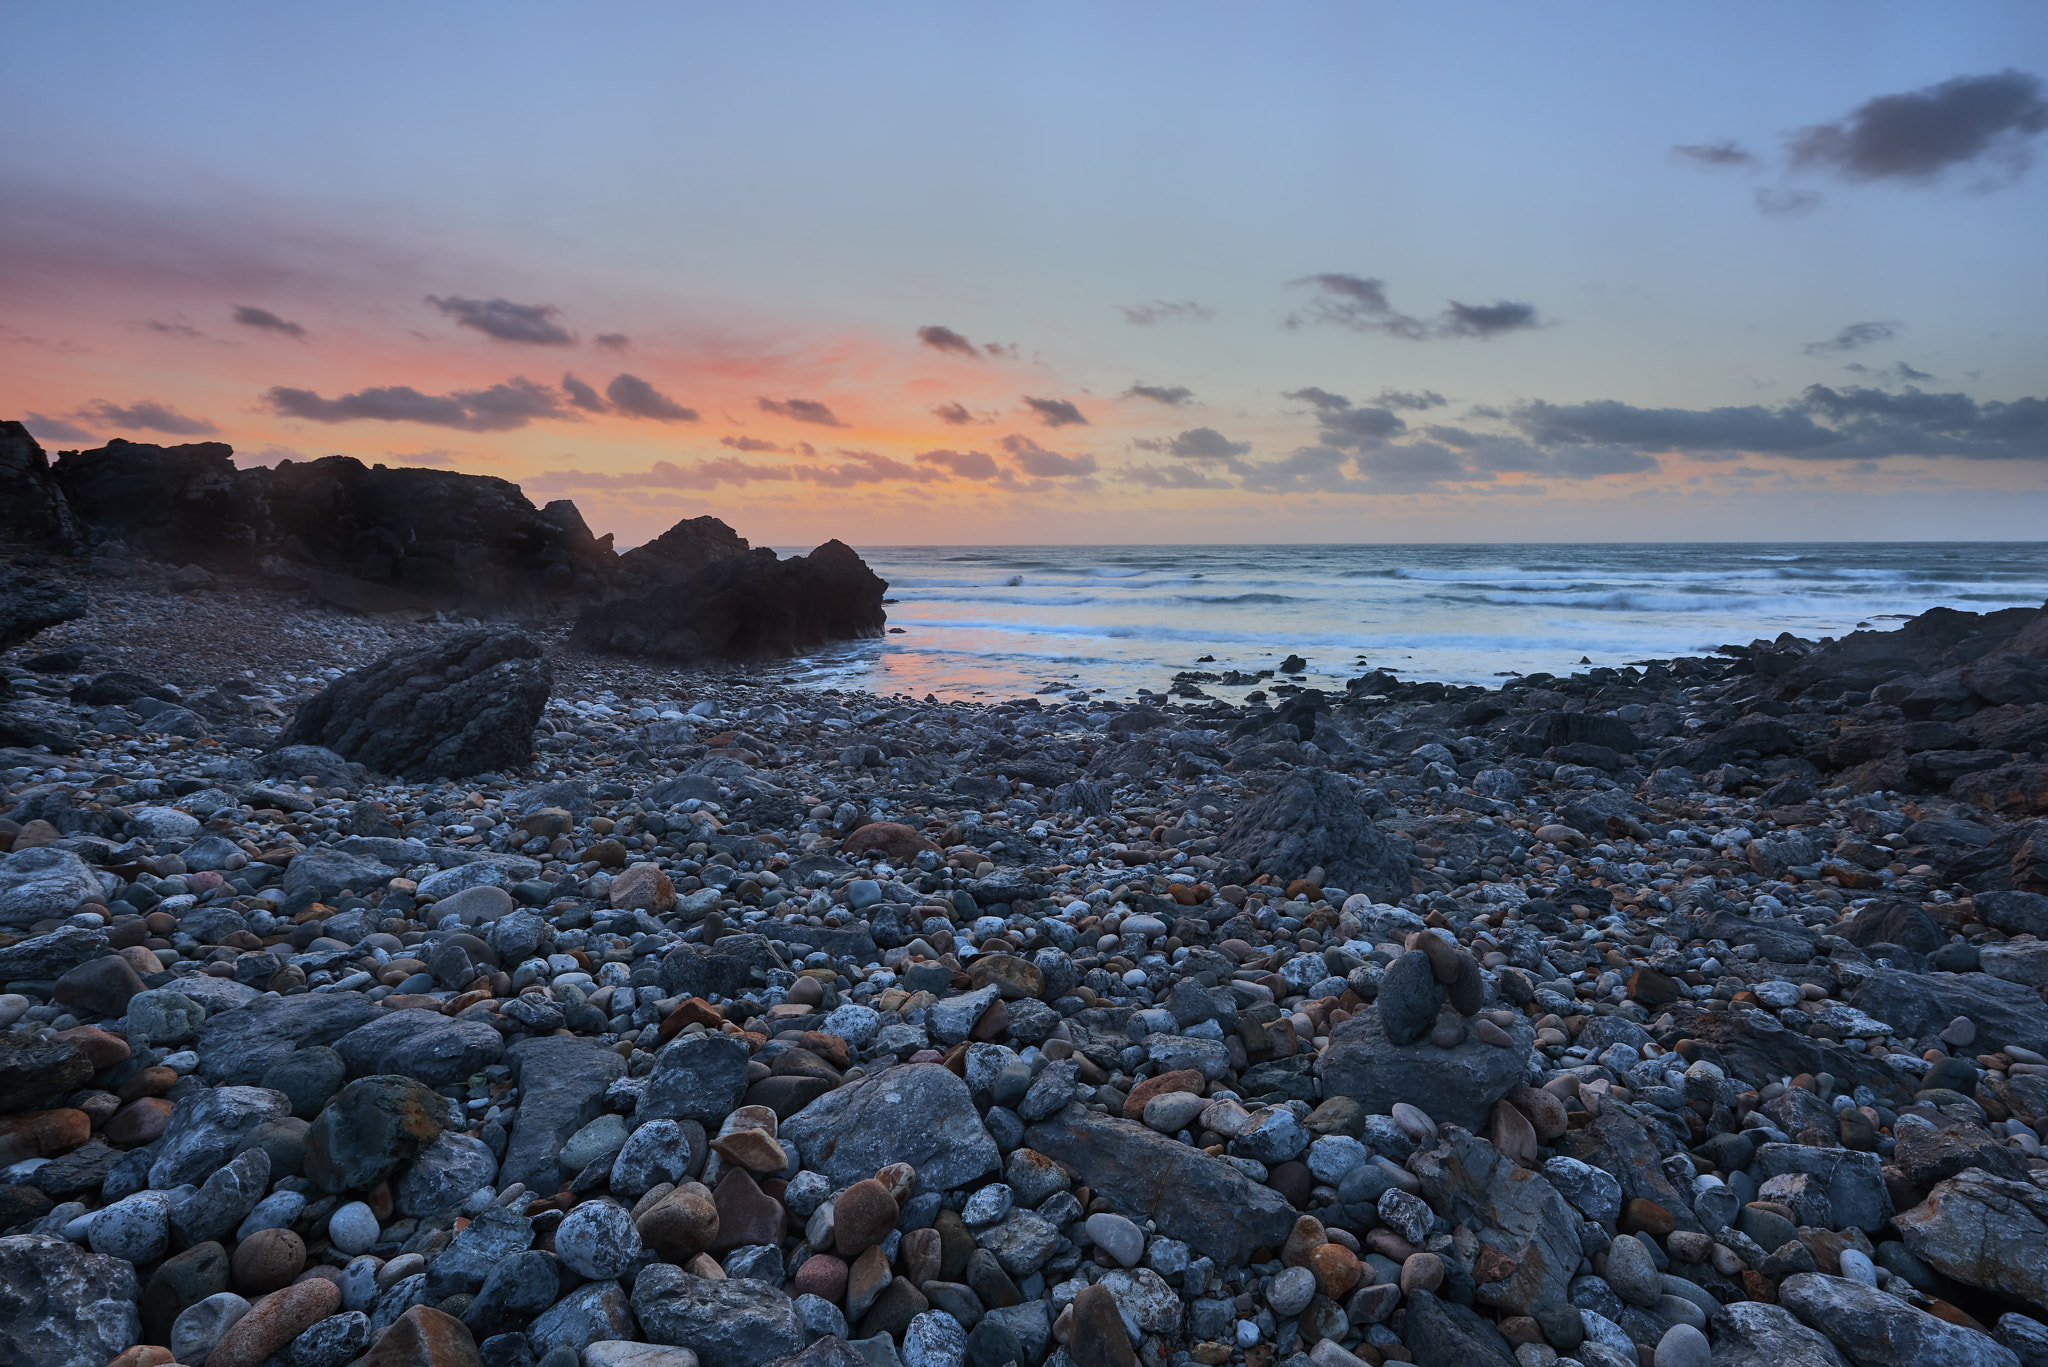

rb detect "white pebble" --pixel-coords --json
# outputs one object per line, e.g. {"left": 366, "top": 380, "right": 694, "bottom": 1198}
{"left": 327, "top": 1200, "right": 379, "bottom": 1255}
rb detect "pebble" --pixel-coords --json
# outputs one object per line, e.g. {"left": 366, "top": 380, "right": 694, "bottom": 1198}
{"left": 1084, "top": 1212, "right": 1145, "bottom": 1268}
{"left": 328, "top": 1200, "right": 380, "bottom": 1255}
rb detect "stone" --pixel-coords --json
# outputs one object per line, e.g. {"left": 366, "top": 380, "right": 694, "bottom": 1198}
{"left": 1085, "top": 1212, "right": 1144, "bottom": 1268}
{"left": 1708, "top": 1302, "right": 1850, "bottom": 1366}
{"left": 782, "top": 1064, "right": 998, "bottom": 1195}
{"left": 171, "top": 1292, "right": 252, "bottom": 1364}
{"left": 611, "top": 1119, "right": 700, "bottom": 1197}
{"left": 170, "top": 1144, "right": 271, "bottom": 1246}
{"left": 89, "top": 1190, "right": 174, "bottom": 1264}
{"left": 581, "top": 1346, "right": 701, "bottom": 1367}
{"left": 0, "top": 1233, "right": 140, "bottom": 1367}
{"left": 0, "top": 1034, "right": 97, "bottom": 1111}
{"left": 328, "top": 1200, "right": 380, "bottom": 1255}
{"left": 360, "top": 1305, "right": 485, "bottom": 1367}
{"left": 1267, "top": 1266, "right": 1317, "bottom": 1317}
{"left": 1317, "top": 1003, "right": 1534, "bottom": 1130}
{"left": 1067, "top": 1284, "right": 1136, "bottom": 1367}
{"left": 609, "top": 863, "right": 676, "bottom": 915}
{"left": 1850, "top": 969, "right": 2048, "bottom": 1058}
{"left": 1376, "top": 952, "right": 1440, "bottom": 1046}
{"left": 903, "top": 1312, "right": 967, "bottom": 1367}
{"left": 638, "top": 1183, "right": 721, "bottom": 1261}
{"left": 558, "top": 1200, "right": 643, "bottom": 1280}
{"left": 290, "top": 1310, "right": 373, "bottom": 1367}
{"left": 0, "top": 924, "right": 108, "bottom": 981}
{"left": 630, "top": 1266, "right": 806, "bottom": 1367}
{"left": 396, "top": 1130, "right": 499, "bottom": 1217}
{"left": 206, "top": 1278, "right": 341, "bottom": 1367}
{"left": 1406, "top": 1128, "right": 1580, "bottom": 1316}
{"left": 1781, "top": 1272, "right": 2018, "bottom": 1367}
{"left": 972, "top": 1208, "right": 1061, "bottom": 1278}
{"left": 194, "top": 993, "right": 385, "bottom": 1085}
{"left": 333, "top": 1009, "right": 506, "bottom": 1088}
{"left": 834, "top": 1179, "right": 901, "bottom": 1258}
{"left": 1025, "top": 1107, "right": 1295, "bottom": 1266}
{"left": 500, "top": 1036, "right": 626, "bottom": 1194}
{"left": 640, "top": 1033, "right": 751, "bottom": 1125}
{"left": 1603, "top": 1232, "right": 1661, "bottom": 1308}
{"left": 1755, "top": 1144, "right": 1892, "bottom": 1233}
{"left": 53, "top": 954, "right": 146, "bottom": 1017}
{"left": 527, "top": 1280, "right": 636, "bottom": 1358}
{"left": 233, "top": 1227, "right": 308, "bottom": 1293}
{"left": 1897, "top": 1168, "right": 2048, "bottom": 1308}
{"left": 280, "top": 848, "right": 398, "bottom": 913}
{"left": 261, "top": 1046, "right": 348, "bottom": 1120}
{"left": 465, "top": 1252, "right": 566, "bottom": 1340}
{"left": 1399, "top": 1288, "right": 1518, "bottom": 1367}
{"left": 273, "top": 629, "right": 552, "bottom": 779}
{"left": 0, "top": 847, "right": 104, "bottom": 927}
{"left": 140, "top": 1240, "right": 230, "bottom": 1344}
{"left": 304, "top": 1074, "right": 448, "bottom": 1193}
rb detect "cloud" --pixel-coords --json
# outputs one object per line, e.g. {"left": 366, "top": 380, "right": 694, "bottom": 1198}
{"left": 1022, "top": 396, "right": 1088, "bottom": 427}
{"left": 1285, "top": 274, "right": 1542, "bottom": 340}
{"left": 1283, "top": 386, "right": 1354, "bottom": 413}
{"left": 758, "top": 396, "right": 846, "bottom": 427}
{"left": 1122, "top": 383, "right": 1194, "bottom": 406}
{"left": 425, "top": 295, "right": 574, "bottom": 345}
{"left": 1673, "top": 140, "right": 1758, "bottom": 168}
{"left": 138, "top": 319, "right": 211, "bottom": 341}
{"left": 1315, "top": 406, "right": 1408, "bottom": 446}
{"left": 1378, "top": 389, "right": 1448, "bottom": 410}
{"left": 720, "top": 435, "right": 781, "bottom": 452}
{"left": 594, "top": 333, "right": 630, "bottom": 351}
{"left": 1788, "top": 69, "right": 2048, "bottom": 185}
{"left": 1439, "top": 300, "right": 1542, "bottom": 339}
{"left": 607, "top": 373, "right": 698, "bottom": 422}
{"left": 23, "top": 412, "right": 98, "bottom": 445}
{"left": 73, "top": 398, "right": 217, "bottom": 435}
{"left": 983, "top": 342, "right": 1019, "bottom": 360}
{"left": 917, "top": 325, "right": 980, "bottom": 357}
{"left": 264, "top": 376, "right": 565, "bottom": 432}
{"left": 1135, "top": 427, "right": 1251, "bottom": 461}
{"left": 1117, "top": 299, "right": 1213, "bottom": 326}
{"left": 1803, "top": 321, "right": 1897, "bottom": 355}
{"left": 233, "top": 305, "right": 307, "bottom": 339}
{"left": 1000, "top": 434, "right": 1098, "bottom": 476}
{"left": 562, "top": 373, "right": 607, "bottom": 412}
{"left": 1755, "top": 187, "right": 1824, "bottom": 217}
{"left": 802, "top": 450, "right": 940, "bottom": 487}
{"left": 1845, "top": 360, "right": 1935, "bottom": 384}
{"left": 932, "top": 402, "right": 977, "bottom": 426}
{"left": 917, "top": 448, "right": 1001, "bottom": 480}
{"left": 1128, "top": 463, "right": 1233, "bottom": 489}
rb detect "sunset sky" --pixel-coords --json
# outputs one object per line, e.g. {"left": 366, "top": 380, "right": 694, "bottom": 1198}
{"left": 5, "top": 3, "right": 2046, "bottom": 547}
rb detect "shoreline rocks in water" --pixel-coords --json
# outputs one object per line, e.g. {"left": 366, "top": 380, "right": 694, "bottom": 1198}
{"left": 7, "top": 521, "right": 2048, "bottom": 1365}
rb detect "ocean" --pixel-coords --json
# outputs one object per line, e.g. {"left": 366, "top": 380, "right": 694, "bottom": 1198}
{"left": 772, "top": 543, "right": 2048, "bottom": 703}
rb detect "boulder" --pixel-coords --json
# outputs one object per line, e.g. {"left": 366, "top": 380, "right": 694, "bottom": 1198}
{"left": 630, "top": 1267, "right": 805, "bottom": 1367}
{"left": 572, "top": 540, "right": 887, "bottom": 662}
{"left": 194, "top": 994, "right": 386, "bottom": 1085}
{"left": 332, "top": 1009, "right": 504, "bottom": 1087}
{"left": 1780, "top": 1272, "right": 2020, "bottom": 1367}
{"left": 1316, "top": 1004, "right": 1534, "bottom": 1130}
{"left": 1212, "top": 769, "right": 1412, "bottom": 902}
{"left": 498, "top": 1035, "right": 627, "bottom": 1194}
{"left": 1708, "top": 1302, "right": 1851, "bottom": 1367}
{"left": 149, "top": 1085, "right": 292, "bottom": 1189}
{"left": 0, "top": 421, "right": 84, "bottom": 551}
{"left": 781, "top": 1063, "right": 997, "bottom": 1195}
{"left": 303, "top": 1075, "right": 449, "bottom": 1194}
{"left": 1407, "top": 1128, "right": 1579, "bottom": 1316}
{"left": 1851, "top": 969, "right": 2048, "bottom": 1056}
{"left": 272, "top": 629, "right": 551, "bottom": 780}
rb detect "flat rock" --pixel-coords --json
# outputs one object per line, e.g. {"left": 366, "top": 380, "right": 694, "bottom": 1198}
{"left": 1024, "top": 1105, "right": 1294, "bottom": 1266}
{"left": 194, "top": 993, "right": 386, "bottom": 1085}
{"left": 0, "top": 1233, "right": 141, "bottom": 1367}
{"left": 1897, "top": 1168, "right": 2048, "bottom": 1308}
{"left": 1317, "top": 1001, "right": 1534, "bottom": 1130}
{"left": 149, "top": 1085, "right": 292, "bottom": 1188}
{"left": 333, "top": 1009, "right": 505, "bottom": 1087}
{"left": 0, "top": 847, "right": 103, "bottom": 927}
{"left": 630, "top": 1267, "right": 805, "bottom": 1367}
{"left": 1850, "top": 969, "right": 2048, "bottom": 1056}
{"left": 499, "top": 1035, "right": 627, "bottom": 1194}
{"left": 1708, "top": 1302, "right": 1850, "bottom": 1367}
{"left": 1780, "top": 1272, "right": 2020, "bottom": 1367}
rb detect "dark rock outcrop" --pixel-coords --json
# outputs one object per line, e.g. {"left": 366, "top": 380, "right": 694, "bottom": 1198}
{"left": 273, "top": 629, "right": 551, "bottom": 779}
{"left": 0, "top": 569, "right": 86, "bottom": 654}
{"left": 52, "top": 438, "right": 264, "bottom": 566}
{"left": 573, "top": 540, "right": 887, "bottom": 661}
{"left": 1212, "top": 768, "right": 1412, "bottom": 900}
{"left": 0, "top": 421, "right": 83, "bottom": 549}
{"left": 611, "top": 515, "right": 751, "bottom": 592}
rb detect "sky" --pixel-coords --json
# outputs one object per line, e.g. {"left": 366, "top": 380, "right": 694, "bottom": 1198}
{"left": 4, "top": 2, "right": 2047, "bottom": 548}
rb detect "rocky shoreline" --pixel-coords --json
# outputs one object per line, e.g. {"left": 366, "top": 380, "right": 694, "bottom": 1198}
{"left": 7, "top": 467, "right": 2048, "bottom": 1367}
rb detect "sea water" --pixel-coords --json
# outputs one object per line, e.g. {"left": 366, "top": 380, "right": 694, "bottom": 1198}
{"left": 771, "top": 543, "right": 2048, "bottom": 702}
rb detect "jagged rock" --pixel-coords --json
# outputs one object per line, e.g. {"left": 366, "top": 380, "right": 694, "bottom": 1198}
{"left": 0, "top": 846, "right": 103, "bottom": 927}
{"left": 194, "top": 994, "right": 387, "bottom": 1085}
{"left": 1896, "top": 1168, "right": 2048, "bottom": 1308}
{"left": 611, "top": 515, "right": 750, "bottom": 591}
{"left": 0, "top": 1233, "right": 141, "bottom": 1367}
{"left": 1212, "top": 768, "right": 1411, "bottom": 900}
{"left": 1024, "top": 1105, "right": 1295, "bottom": 1266}
{"left": 1317, "top": 1003, "right": 1534, "bottom": 1130}
{"left": 1780, "top": 1272, "right": 2020, "bottom": 1367}
{"left": 572, "top": 540, "right": 887, "bottom": 661}
{"left": 0, "top": 421, "right": 83, "bottom": 550}
{"left": 630, "top": 1268, "right": 805, "bottom": 1367}
{"left": 0, "top": 572, "right": 85, "bottom": 655}
{"left": 1851, "top": 969, "right": 2048, "bottom": 1055}
{"left": 1407, "top": 1128, "right": 1579, "bottom": 1316}
{"left": 497, "top": 1035, "right": 626, "bottom": 1194}
{"left": 0, "top": 925, "right": 108, "bottom": 980}
{"left": 1708, "top": 1302, "right": 1850, "bottom": 1367}
{"left": 273, "top": 629, "right": 551, "bottom": 779}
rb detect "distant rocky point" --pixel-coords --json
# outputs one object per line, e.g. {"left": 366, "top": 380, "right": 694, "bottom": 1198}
{"left": 0, "top": 420, "right": 887, "bottom": 661}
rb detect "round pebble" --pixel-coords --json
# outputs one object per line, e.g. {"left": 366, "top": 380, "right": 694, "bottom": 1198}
{"left": 1654, "top": 1322, "right": 1711, "bottom": 1367}
{"left": 170, "top": 1292, "right": 251, "bottom": 1363}
{"left": 233, "top": 1227, "right": 307, "bottom": 1294}
{"left": 1085, "top": 1211, "right": 1145, "bottom": 1268}
{"left": 556, "top": 1199, "right": 643, "bottom": 1279}
{"left": 1266, "top": 1265, "right": 1317, "bottom": 1317}
{"left": 327, "top": 1201, "right": 379, "bottom": 1256}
